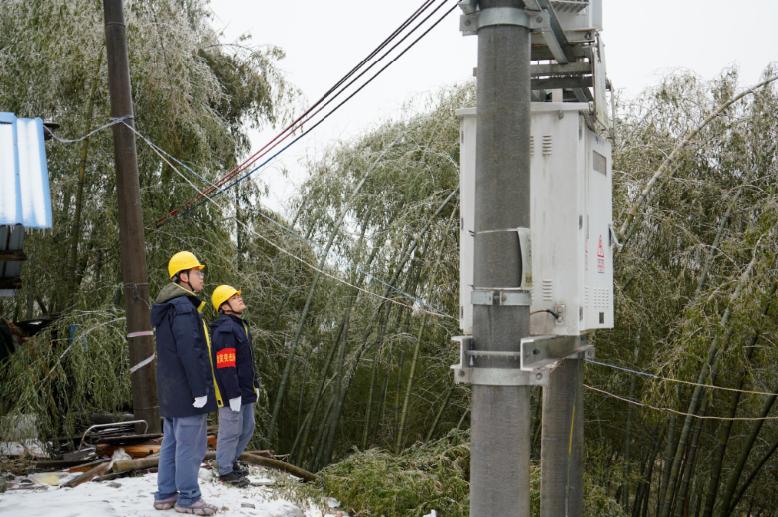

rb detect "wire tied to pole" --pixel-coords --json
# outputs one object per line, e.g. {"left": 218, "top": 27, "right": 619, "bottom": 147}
{"left": 45, "top": 115, "right": 133, "bottom": 144}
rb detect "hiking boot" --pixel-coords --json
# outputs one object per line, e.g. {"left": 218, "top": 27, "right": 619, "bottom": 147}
{"left": 219, "top": 470, "right": 249, "bottom": 488}
{"left": 174, "top": 498, "right": 218, "bottom": 515}
{"left": 232, "top": 461, "right": 249, "bottom": 477}
{"left": 154, "top": 494, "right": 178, "bottom": 510}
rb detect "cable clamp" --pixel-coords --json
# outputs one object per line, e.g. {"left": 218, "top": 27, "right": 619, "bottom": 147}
{"left": 460, "top": 7, "right": 548, "bottom": 36}
{"left": 471, "top": 288, "right": 530, "bottom": 307}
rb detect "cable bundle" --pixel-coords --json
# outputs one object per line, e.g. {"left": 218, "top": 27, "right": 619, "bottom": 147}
{"left": 156, "top": 0, "right": 458, "bottom": 226}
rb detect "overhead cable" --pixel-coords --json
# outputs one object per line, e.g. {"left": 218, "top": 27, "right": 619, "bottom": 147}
{"left": 45, "top": 116, "right": 131, "bottom": 144}
{"left": 585, "top": 383, "right": 778, "bottom": 422}
{"left": 130, "top": 121, "right": 450, "bottom": 314}
{"left": 184, "top": 0, "right": 459, "bottom": 213}
{"left": 158, "top": 0, "right": 458, "bottom": 225}
{"left": 128, "top": 123, "right": 456, "bottom": 320}
{"left": 586, "top": 357, "right": 778, "bottom": 398}
{"left": 176, "top": 0, "right": 444, "bottom": 213}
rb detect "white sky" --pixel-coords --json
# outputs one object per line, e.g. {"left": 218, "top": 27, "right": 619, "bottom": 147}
{"left": 209, "top": 0, "right": 778, "bottom": 215}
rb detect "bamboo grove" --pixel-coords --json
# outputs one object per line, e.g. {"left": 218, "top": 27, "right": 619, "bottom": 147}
{"left": 1, "top": 1, "right": 778, "bottom": 515}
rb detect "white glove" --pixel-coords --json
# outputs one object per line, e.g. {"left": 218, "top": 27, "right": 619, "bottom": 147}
{"left": 229, "top": 396, "right": 242, "bottom": 412}
{"left": 192, "top": 395, "right": 207, "bottom": 408}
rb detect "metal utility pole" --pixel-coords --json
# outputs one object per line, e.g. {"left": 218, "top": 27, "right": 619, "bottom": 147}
{"left": 103, "top": 0, "right": 160, "bottom": 433}
{"left": 469, "top": 0, "right": 532, "bottom": 514}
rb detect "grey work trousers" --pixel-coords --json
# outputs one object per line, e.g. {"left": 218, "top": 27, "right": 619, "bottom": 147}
{"left": 216, "top": 403, "right": 255, "bottom": 475}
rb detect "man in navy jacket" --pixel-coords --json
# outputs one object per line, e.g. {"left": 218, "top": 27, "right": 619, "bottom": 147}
{"left": 210, "top": 284, "right": 260, "bottom": 486}
{"left": 151, "top": 251, "right": 220, "bottom": 515}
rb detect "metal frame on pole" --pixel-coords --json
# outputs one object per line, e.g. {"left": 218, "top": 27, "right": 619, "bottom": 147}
{"left": 102, "top": 0, "right": 160, "bottom": 433}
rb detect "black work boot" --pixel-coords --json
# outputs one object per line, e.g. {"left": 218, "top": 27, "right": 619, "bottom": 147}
{"left": 232, "top": 461, "right": 249, "bottom": 477}
{"left": 219, "top": 470, "right": 249, "bottom": 488}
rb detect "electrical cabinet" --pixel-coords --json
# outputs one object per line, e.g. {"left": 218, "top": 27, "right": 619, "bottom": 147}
{"left": 548, "top": 0, "right": 602, "bottom": 39}
{"left": 457, "top": 103, "right": 613, "bottom": 336}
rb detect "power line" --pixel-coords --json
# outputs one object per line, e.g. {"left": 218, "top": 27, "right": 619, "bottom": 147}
{"left": 186, "top": 1, "right": 459, "bottom": 213}
{"left": 585, "top": 383, "right": 778, "bottom": 422}
{"left": 203, "top": 2, "right": 459, "bottom": 205}
{"left": 128, "top": 123, "right": 456, "bottom": 320}
{"left": 130, "top": 121, "right": 451, "bottom": 314}
{"left": 45, "top": 116, "right": 130, "bottom": 144}
{"left": 135, "top": 132, "right": 215, "bottom": 187}
{"left": 159, "top": 0, "right": 458, "bottom": 224}
{"left": 158, "top": 0, "right": 450, "bottom": 225}
{"left": 586, "top": 357, "right": 778, "bottom": 398}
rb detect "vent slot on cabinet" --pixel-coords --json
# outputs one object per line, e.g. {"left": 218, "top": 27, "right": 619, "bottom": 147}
{"left": 542, "top": 135, "right": 552, "bottom": 157}
{"left": 542, "top": 279, "right": 553, "bottom": 302}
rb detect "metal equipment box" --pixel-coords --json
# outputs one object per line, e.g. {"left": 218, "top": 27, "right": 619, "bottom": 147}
{"left": 457, "top": 103, "right": 613, "bottom": 336}
{"left": 548, "top": 0, "right": 602, "bottom": 39}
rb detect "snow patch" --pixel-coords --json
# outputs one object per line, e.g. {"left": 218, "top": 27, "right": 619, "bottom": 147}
{"left": 0, "top": 467, "right": 344, "bottom": 517}
{"left": 0, "top": 440, "right": 47, "bottom": 458}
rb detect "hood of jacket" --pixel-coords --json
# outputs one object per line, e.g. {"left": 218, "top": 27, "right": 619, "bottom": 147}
{"left": 151, "top": 283, "right": 202, "bottom": 327}
{"left": 210, "top": 313, "right": 244, "bottom": 333}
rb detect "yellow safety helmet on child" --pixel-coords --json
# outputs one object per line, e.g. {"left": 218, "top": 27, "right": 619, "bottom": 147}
{"left": 167, "top": 251, "right": 205, "bottom": 279}
{"left": 212, "top": 284, "right": 241, "bottom": 312}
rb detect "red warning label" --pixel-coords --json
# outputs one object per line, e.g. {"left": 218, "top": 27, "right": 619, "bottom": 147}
{"left": 596, "top": 235, "right": 605, "bottom": 273}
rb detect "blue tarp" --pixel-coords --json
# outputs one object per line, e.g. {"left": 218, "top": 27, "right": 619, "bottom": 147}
{"left": 0, "top": 112, "right": 52, "bottom": 229}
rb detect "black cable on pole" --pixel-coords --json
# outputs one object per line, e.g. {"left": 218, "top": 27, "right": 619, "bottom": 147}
{"left": 322, "top": 0, "right": 437, "bottom": 99}
{"left": 158, "top": 0, "right": 443, "bottom": 225}
{"left": 184, "top": 2, "right": 459, "bottom": 211}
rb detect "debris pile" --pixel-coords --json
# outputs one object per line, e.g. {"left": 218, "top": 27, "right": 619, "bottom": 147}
{"left": 0, "top": 418, "right": 336, "bottom": 516}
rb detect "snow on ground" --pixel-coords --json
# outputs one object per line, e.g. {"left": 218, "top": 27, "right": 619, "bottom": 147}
{"left": 0, "top": 466, "right": 343, "bottom": 517}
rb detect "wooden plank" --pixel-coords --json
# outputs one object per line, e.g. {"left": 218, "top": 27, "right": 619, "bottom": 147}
{"left": 66, "top": 459, "right": 106, "bottom": 473}
{"left": 62, "top": 461, "right": 111, "bottom": 487}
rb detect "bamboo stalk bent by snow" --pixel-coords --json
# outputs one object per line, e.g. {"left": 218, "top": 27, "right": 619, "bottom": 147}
{"left": 618, "top": 74, "right": 778, "bottom": 249}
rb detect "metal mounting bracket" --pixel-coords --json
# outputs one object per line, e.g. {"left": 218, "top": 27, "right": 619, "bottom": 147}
{"left": 450, "top": 335, "right": 549, "bottom": 386}
{"left": 520, "top": 334, "right": 594, "bottom": 371}
{"left": 471, "top": 288, "right": 531, "bottom": 307}
{"left": 460, "top": 7, "right": 548, "bottom": 36}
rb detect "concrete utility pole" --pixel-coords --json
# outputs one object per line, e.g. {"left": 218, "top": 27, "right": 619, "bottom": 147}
{"left": 470, "top": 0, "right": 532, "bottom": 514}
{"left": 541, "top": 355, "right": 584, "bottom": 516}
{"left": 457, "top": 3, "right": 610, "bottom": 515}
{"left": 103, "top": 0, "right": 160, "bottom": 433}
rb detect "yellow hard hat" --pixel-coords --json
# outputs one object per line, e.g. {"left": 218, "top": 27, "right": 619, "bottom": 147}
{"left": 168, "top": 251, "right": 205, "bottom": 279}
{"left": 212, "top": 284, "right": 240, "bottom": 311}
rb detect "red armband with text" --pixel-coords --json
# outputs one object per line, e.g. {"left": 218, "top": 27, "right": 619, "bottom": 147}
{"left": 216, "top": 347, "right": 237, "bottom": 368}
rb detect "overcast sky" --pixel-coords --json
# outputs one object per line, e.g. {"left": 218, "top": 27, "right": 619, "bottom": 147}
{"left": 209, "top": 0, "right": 778, "bottom": 215}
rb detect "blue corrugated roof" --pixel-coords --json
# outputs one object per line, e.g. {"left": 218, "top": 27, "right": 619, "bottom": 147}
{"left": 0, "top": 112, "right": 52, "bottom": 229}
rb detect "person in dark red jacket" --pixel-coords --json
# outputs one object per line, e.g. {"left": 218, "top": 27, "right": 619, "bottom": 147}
{"left": 210, "top": 285, "right": 260, "bottom": 486}
{"left": 150, "top": 251, "right": 220, "bottom": 515}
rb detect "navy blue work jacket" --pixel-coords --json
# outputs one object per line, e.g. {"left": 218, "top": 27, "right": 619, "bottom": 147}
{"left": 210, "top": 314, "right": 259, "bottom": 404}
{"left": 151, "top": 283, "right": 217, "bottom": 417}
